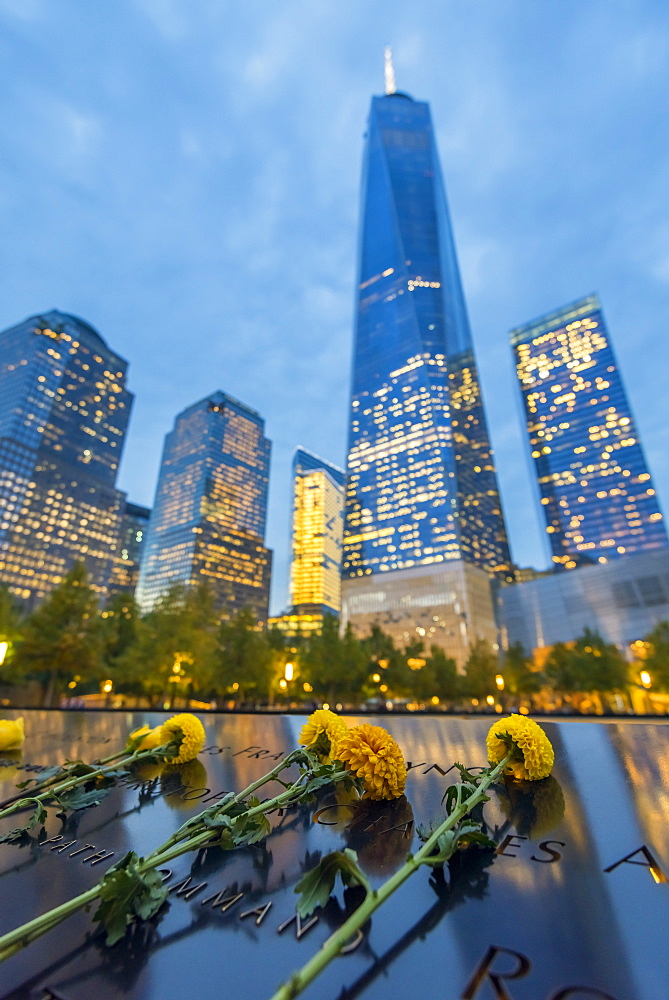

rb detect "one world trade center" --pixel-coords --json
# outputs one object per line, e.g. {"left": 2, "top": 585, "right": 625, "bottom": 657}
{"left": 341, "top": 54, "right": 511, "bottom": 665}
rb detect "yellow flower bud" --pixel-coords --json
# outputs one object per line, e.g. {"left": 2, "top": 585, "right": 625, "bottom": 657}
{"left": 0, "top": 717, "right": 24, "bottom": 752}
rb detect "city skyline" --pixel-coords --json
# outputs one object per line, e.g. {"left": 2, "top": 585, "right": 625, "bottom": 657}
{"left": 2, "top": 3, "right": 668, "bottom": 613}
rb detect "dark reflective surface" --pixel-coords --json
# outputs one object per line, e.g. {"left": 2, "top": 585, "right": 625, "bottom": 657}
{"left": 0, "top": 711, "right": 667, "bottom": 1000}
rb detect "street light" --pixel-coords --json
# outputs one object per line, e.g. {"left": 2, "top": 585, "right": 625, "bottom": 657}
{"left": 495, "top": 674, "right": 505, "bottom": 691}
{"left": 640, "top": 670, "right": 652, "bottom": 689}
{"left": 284, "top": 662, "right": 294, "bottom": 682}
{"left": 0, "top": 641, "right": 8, "bottom": 666}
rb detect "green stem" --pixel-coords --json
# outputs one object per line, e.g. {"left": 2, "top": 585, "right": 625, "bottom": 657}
{"left": 0, "top": 751, "right": 350, "bottom": 965}
{"left": 269, "top": 754, "right": 512, "bottom": 1000}
{"left": 144, "top": 767, "right": 352, "bottom": 870}
{"left": 0, "top": 746, "right": 170, "bottom": 820}
{"left": 0, "top": 885, "right": 101, "bottom": 963}
{"left": 156, "top": 749, "right": 304, "bottom": 852}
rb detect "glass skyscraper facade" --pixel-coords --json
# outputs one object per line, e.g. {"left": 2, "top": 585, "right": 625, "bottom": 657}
{"left": 0, "top": 310, "right": 131, "bottom": 606}
{"left": 289, "top": 448, "right": 345, "bottom": 616}
{"left": 136, "top": 391, "right": 272, "bottom": 621}
{"left": 341, "top": 84, "right": 509, "bottom": 663}
{"left": 511, "top": 294, "right": 667, "bottom": 569}
{"left": 107, "top": 501, "right": 151, "bottom": 598}
{"left": 343, "top": 91, "right": 510, "bottom": 581}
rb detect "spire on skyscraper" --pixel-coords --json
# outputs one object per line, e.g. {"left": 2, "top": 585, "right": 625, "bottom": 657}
{"left": 384, "top": 46, "right": 396, "bottom": 95}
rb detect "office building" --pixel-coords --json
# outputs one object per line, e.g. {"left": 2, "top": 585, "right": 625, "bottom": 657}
{"left": 107, "top": 501, "right": 150, "bottom": 598}
{"left": 290, "top": 448, "right": 344, "bottom": 615}
{"left": 136, "top": 391, "right": 271, "bottom": 621}
{"left": 0, "top": 310, "right": 131, "bottom": 606}
{"left": 341, "top": 57, "right": 510, "bottom": 664}
{"left": 269, "top": 449, "right": 344, "bottom": 637}
{"left": 499, "top": 548, "right": 669, "bottom": 655}
{"left": 510, "top": 294, "right": 667, "bottom": 569}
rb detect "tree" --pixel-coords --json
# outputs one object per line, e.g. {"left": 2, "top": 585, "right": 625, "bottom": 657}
{"left": 0, "top": 585, "right": 24, "bottom": 678}
{"left": 460, "top": 640, "right": 499, "bottom": 700}
{"left": 301, "top": 616, "right": 367, "bottom": 706}
{"left": 424, "top": 645, "right": 458, "bottom": 703}
{"left": 544, "top": 629, "right": 628, "bottom": 696}
{"left": 123, "top": 583, "right": 219, "bottom": 706}
{"left": 14, "top": 563, "right": 101, "bottom": 706}
{"left": 641, "top": 621, "right": 669, "bottom": 691}
{"left": 216, "top": 608, "right": 273, "bottom": 704}
{"left": 503, "top": 643, "right": 543, "bottom": 697}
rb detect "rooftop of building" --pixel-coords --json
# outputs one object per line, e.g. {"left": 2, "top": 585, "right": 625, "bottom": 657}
{"left": 509, "top": 293, "right": 602, "bottom": 344}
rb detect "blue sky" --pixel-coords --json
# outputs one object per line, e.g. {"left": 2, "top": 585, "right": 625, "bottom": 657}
{"left": 1, "top": 0, "right": 668, "bottom": 613}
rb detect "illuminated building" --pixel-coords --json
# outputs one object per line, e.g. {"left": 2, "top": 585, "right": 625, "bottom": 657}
{"left": 290, "top": 448, "right": 344, "bottom": 615}
{"left": 499, "top": 548, "right": 669, "bottom": 654}
{"left": 510, "top": 294, "right": 668, "bottom": 569}
{"left": 107, "top": 501, "right": 150, "bottom": 598}
{"left": 136, "top": 391, "right": 272, "bottom": 621}
{"left": 0, "top": 310, "right": 132, "bottom": 607}
{"left": 341, "top": 56, "right": 510, "bottom": 664}
{"left": 269, "top": 449, "right": 345, "bottom": 637}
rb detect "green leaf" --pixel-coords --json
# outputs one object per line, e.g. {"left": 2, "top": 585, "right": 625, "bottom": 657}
{"left": 294, "top": 848, "right": 371, "bottom": 918}
{"left": 54, "top": 785, "right": 113, "bottom": 812}
{"left": 16, "top": 765, "right": 64, "bottom": 790}
{"left": 0, "top": 798, "right": 47, "bottom": 844}
{"left": 93, "top": 851, "right": 168, "bottom": 945}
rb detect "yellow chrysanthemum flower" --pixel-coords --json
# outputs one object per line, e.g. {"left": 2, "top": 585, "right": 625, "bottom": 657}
{"left": 299, "top": 709, "right": 349, "bottom": 762}
{"left": 163, "top": 759, "right": 208, "bottom": 810}
{"left": 486, "top": 714, "right": 554, "bottom": 781}
{"left": 0, "top": 717, "right": 24, "bottom": 752}
{"left": 335, "top": 723, "right": 406, "bottom": 801}
{"left": 127, "top": 723, "right": 164, "bottom": 753}
{"left": 159, "top": 713, "right": 206, "bottom": 764}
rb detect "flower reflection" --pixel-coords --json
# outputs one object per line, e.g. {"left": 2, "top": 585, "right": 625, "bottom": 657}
{"left": 0, "top": 752, "right": 21, "bottom": 783}
{"left": 496, "top": 774, "right": 566, "bottom": 838}
{"left": 345, "top": 796, "right": 415, "bottom": 877}
{"left": 162, "top": 759, "right": 209, "bottom": 809}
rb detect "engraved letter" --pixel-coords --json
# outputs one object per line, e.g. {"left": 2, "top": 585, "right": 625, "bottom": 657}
{"left": 85, "top": 850, "right": 115, "bottom": 866}
{"left": 461, "top": 944, "right": 531, "bottom": 1000}
{"left": 239, "top": 901, "right": 272, "bottom": 925}
{"left": 158, "top": 869, "right": 172, "bottom": 882}
{"left": 405, "top": 761, "right": 427, "bottom": 772}
{"left": 531, "top": 840, "right": 565, "bottom": 864}
{"left": 42, "top": 836, "right": 64, "bottom": 846}
{"left": 603, "top": 844, "right": 668, "bottom": 883}
{"left": 69, "top": 844, "right": 96, "bottom": 858}
{"left": 339, "top": 929, "right": 364, "bottom": 955}
{"left": 51, "top": 841, "right": 76, "bottom": 853}
{"left": 277, "top": 912, "right": 319, "bottom": 940}
{"left": 169, "top": 876, "right": 208, "bottom": 900}
{"left": 495, "top": 835, "right": 528, "bottom": 857}
{"left": 422, "top": 763, "right": 455, "bottom": 777}
{"left": 201, "top": 889, "right": 244, "bottom": 912}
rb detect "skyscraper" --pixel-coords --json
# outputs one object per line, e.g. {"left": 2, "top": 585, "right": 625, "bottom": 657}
{"left": 341, "top": 60, "right": 510, "bottom": 663}
{"left": 107, "top": 501, "right": 151, "bottom": 598}
{"left": 289, "top": 448, "right": 345, "bottom": 617}
{"left": 510, "top": 293, "right": 667, "bottom": 569}
{"left": 0, "top": 310, "right": 132, "bottom": 606}
{"left": 136, "top": 391, "right": 272, "bottom": 621}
